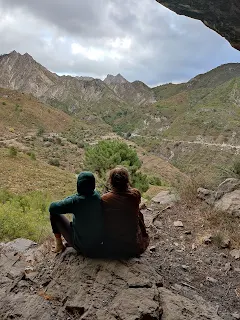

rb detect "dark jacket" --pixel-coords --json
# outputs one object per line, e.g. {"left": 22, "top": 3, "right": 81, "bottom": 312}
{"left": 49, "top": 172, "right": 103, "bottom": 255}
{"left": 101, "top": 188, "right": 149, "bottom": 258}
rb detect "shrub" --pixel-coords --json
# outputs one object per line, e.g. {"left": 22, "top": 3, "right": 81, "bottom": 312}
{"left": 217, "top": 159, "right": 240, "bottom": 180}
{"left": 84, "top": 140, "right": 149, "bottom": 193}
{"left": 77, "top": 142, "right": 85, "bottom": 149}
{"left": 48, "top": 158, "right": 60, "bottom": 167}
{"left": 8, "top": 146, "right": 17, "bottom": 157}
{"left": 2, "top": 102, "right": 6, "bottom": 105}
{"left": 0, "top": 190, "right": 51, "bottom": 242}
{"left": 27, "top": 151, "right": 36, "bottom": 160}
{"left": 148, "top": 176, "right": 162, "bottom": 186}
{"left": 37, "top": 126, "right": 45, "bottom": 136}
{"left": 55, "top": 137, "right": 62, "bottom": 145}
{"left": 15, "top": 104, "right": 22, "bottom": 112}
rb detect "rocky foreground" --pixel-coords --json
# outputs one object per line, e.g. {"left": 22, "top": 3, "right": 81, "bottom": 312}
{"left": 0, "top": 238, "right": 222, "bottom": 320}
{"left": 1, "top": 180, "right": 240, "bottom": 319}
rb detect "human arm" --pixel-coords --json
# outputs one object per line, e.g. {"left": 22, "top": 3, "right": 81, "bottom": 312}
{"left": 49, "top": 196, "right": 75, "bottom": 215}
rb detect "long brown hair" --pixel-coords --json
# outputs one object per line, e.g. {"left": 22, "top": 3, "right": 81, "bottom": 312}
{"left": 108, "top": 167, "right": 131, "bottom": 192}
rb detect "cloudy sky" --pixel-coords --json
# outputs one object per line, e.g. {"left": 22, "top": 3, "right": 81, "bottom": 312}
{"left": 0, "top": 0, "right": 239, "bottom": 86}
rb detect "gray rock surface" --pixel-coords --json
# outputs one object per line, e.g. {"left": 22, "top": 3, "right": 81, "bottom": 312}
{"left": 0, "top": 239, "right": 223, "bottom": 320}
{"left": 198, "top": 179, "right": 240, "bottom": 217}
{"left": 156, "top": 0, "right": 240, "bottom": 50}
{"left": 152, "top": 191, "right": 177, "bottom": 205}
{"left": 215, "top": 189, "right": 240, "bottom": 217}
{"left": 215, "top": 178, "right": 240, "bottom": 200}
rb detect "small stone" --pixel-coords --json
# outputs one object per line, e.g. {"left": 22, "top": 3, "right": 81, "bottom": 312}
{"left": 206, "top": 276, "right": 218, "bottom": 283}
{"left": 174, "top": 242, "right": 179, "bottom": 247}
{"left": 25, "top": 266, "right": 35, "bottom": 274}
{"left": 174, "top": 221, "right": 184, "bottom": 227}
{"left": 230, "top": 249, "right": 240, "bottom": 260}
{"left": 219, "top": 253, "right": 227, "bottom": 258}
{"left": 224, "top": 262, "right": 232, "bottom": 272}
{"left": 232, "top": 312, "right": 240, "bottom": 319}
{"left": 181, "top": 265, "right": 189, "bottom": 271}
{"left": 154, "top": 221, "right": 163, "bottom": 228}
{"left": 149, "top": 246, "right": 156, "bottom": 253}
{"left": 184, "top": 231, "right": 192, "bottom": 235}
{"left": 221, "top": 238, "right": 231, "bottom": 249}
{"left": 192, "top": 244, "right": 196, "bottom": 251}
{"left": 234, "top": 268, "right": 240, "bottom": 272}
{"left": 205, "top": 258, "right": 212, "bottom": 265}
{"left": 203, "top": 236, "right": 212, "bottom": 245}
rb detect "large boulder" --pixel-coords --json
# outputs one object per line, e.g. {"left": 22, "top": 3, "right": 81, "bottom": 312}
{"left": 215, "top": 178, "right": 240, "bottom": 200}
{"left": 156, "top": 0, "right": 240, "bottom": 51}
{"left": 0, "top": 239, "right": 223, "bottom": 320}
{"left": 197, "top": 187, "right": 215, "bottom": 205}
{"left": 198, "top": 178, "right": 240, "bottom": 217}
{"left": 215, "top": 189, "right": 240, "bottom": 217}
{"left": 152, "top": 191, "right": 177, "bottom": 205}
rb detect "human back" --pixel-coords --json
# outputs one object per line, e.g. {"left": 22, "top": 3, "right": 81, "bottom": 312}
{"left": 101, "top": 167, "right": 149, "bottom": 258}
{"left": 49, "top": 171, "right": 103, "bottom": 256}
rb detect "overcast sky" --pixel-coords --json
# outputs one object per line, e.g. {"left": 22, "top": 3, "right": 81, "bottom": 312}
{"left": 0, "top": 0, "right": 239, "bottom": 86}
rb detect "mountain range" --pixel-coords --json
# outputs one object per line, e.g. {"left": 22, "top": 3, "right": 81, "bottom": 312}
{"left": 1, "top": 50, "right": 240, "bottom": 184}
{"left": 1, "top": 51, "right": 240, "bottom": 141}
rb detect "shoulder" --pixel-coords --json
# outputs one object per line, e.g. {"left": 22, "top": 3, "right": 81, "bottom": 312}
{"left": 101, "top": 191, "right": 114, "bottom": 201}
{"left": 130, "top": 188, "right": 141, "bottom": 198}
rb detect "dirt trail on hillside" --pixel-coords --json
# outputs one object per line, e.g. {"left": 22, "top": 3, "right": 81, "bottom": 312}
{"left": 163, "top": 139, "right": 240, "bottom": 152}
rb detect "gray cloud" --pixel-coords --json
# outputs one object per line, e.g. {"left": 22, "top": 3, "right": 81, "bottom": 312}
{"left": 0, "top": 0, "right": 239, "bottom": 85}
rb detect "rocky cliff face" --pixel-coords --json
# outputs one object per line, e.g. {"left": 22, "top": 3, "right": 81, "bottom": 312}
{"left": 104, "top": 74, "right": 156, "bottom": 105}
{"left": 156, "top": 0, "right": 240, "bottom": 50}
{"left": 0, "top": 52, "right": 154, "bottom": 113}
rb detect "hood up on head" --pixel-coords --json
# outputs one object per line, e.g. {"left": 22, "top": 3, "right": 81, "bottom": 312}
{"left": 77, "top": 172, "right": 95, "bottom": 196}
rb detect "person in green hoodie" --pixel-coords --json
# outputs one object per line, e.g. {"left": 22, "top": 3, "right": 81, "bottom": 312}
{"left": 49, "top": 172, "right": 103, "bottom": 256}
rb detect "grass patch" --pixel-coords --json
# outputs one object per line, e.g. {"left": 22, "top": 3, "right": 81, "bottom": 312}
{"left": 203, "top": 205, "right": 240, "bottom": 247}
{"left": 0, "top": 189, "right": 52, "bottom": 242}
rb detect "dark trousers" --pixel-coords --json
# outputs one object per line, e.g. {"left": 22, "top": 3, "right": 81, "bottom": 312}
{"left": 50, "top": 213, "right": 73, "bottom": 246}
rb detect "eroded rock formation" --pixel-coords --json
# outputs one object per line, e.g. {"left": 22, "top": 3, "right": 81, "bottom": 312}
{"left": 156, "top": 0, "right": 240, "bottom": 50}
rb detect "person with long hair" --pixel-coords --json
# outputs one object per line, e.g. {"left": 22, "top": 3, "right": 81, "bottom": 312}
{"left": 102, "top": 167, "right": 149, "bottom": 258}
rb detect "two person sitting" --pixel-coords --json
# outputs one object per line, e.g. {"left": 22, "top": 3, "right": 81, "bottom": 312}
{"left": 49, "top": 167, "right": 149, "bottom": 258}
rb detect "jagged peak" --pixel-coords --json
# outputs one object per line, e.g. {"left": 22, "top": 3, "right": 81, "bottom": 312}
{"left": 104, "top": 73, "right": 128, "bottom": 84}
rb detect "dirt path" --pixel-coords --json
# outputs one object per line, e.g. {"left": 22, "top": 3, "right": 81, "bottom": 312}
{"left": 163, "top": 138, "right": 240, "bottom": 152}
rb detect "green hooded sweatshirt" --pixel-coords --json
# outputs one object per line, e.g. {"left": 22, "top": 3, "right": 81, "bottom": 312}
{"left": 49, "top": 172, "right": 103, "bottom": 255}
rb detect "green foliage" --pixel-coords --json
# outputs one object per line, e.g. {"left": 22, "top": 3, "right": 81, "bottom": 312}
{"left": 8, "top": 146, "right": 17, "bottom": 157}
{"left": 77, "top": 142, "right": 85, "bottom": 149}
{"left": 37, "top": 126, "right": 44, "bottom": 136}
{"left": 84, "top": 140, "right": 149, "bottom": 192}
{"left": 0, "top": 190, "right": 51, "bottom": 242}
{"left": 148, "top": 176, "right": 162, "bottom": 186}
{"left": 15, "top": 104, "right": 22, "bottom": 112}
{"left": 218, "top": 158, "right": 240, "bottom": 180}
{"left": 132, "top": 172, "right": 149, "bottom": 193}
{"left": 232, "top": 160, "right": 240, "bottom": 177}
{"left": 27, "top": 151, "right": 36, "bottom": 160}
{"left": 48, "top": 158, "right": 60, "bottom": 167}
{"left": 2, "top": 101, "right": 6, "bottom": 105}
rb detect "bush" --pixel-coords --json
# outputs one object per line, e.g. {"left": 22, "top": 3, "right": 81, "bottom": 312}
{"left": 84, "top": 140, "right": 149, "bottom": 192}
{"left": 0, "top": 190, "right": 51, "bottom": 242}
{"left": 217, "top": 159, "right": 240, "bottom": 180}
{"left": 48, "top": 158, "right": 60, "bottom": 167}
{"left": 2, "top": 102, "right": 6, "bottom": 105}
{"left": 77, "top": 142, "right": 85, "bottom": 149}
{"left": 148, "top": 176, "right": 162, "bottom": 186}
{"left": 27, "top": 151, "right": 36, "bottom": 160}
{"left": 37, "top": 126, "right": 44, "bottom": 136}
{"left": 8, "top": 146, "right": 17, "bottom": 157}
{"left": 55, "top": 137, "right": 62, "bottom": 145}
